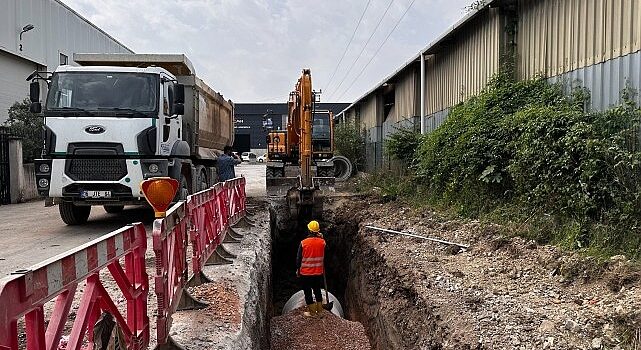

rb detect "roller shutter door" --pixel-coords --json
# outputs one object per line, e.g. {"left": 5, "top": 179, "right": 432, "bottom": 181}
{"left": 0, "top": 51, "right": 38, "bottom": 123}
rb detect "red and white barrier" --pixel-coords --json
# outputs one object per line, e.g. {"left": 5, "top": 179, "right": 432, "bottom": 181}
{"left": 225, "top": 177, "right": 247, "bottom": 226}
{"left": 187, "top": 183, "right": 227, "bottom": 279}
{"left": 152, "top": 202, "right": 189, "bottom": 347}
{"left": 0, "top": 223, "right": 149, "bottom": 350}
{"left": 0, "top": 176, "right": 248, "bottom": 349}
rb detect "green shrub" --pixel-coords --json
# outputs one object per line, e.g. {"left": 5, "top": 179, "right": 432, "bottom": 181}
{"left": 334, "top": 122, "right": 366, "bottom": 171}
{"left": 3, "top": 99, "right": 43, "bottom": 162}
{"left": 384, "top": 126, "right": 422, "bottom": 165}
{"left": 370, "top": 72, "right": 641, "bottom": 259}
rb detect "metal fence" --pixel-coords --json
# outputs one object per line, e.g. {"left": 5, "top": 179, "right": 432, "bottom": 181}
{"left": 0, "top": 127, "right": 11, "bottom": 205}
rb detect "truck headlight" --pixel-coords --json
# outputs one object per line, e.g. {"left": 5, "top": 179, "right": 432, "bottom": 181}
{"left": 148, "top": 163, "right": 159, "bottom": 173}
{"left": 38, "top": 178, "right": 49, "bottom": 188}
{"left": 39, "top": 164, "right": 50, "bottom": 173}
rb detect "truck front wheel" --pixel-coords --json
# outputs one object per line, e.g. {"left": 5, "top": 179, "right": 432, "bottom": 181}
{"left": 59, "top": 201, "right": 91, "bottom": 225}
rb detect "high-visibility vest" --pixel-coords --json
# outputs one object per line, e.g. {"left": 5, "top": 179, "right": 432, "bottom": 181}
{"left": 300, "top": 236, "right": 325, "bottom": 276}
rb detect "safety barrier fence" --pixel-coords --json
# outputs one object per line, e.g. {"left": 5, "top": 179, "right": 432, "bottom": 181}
{"left": 153, "top": 202, "right": 189, "bottom": 348}
{"left": 225, "top": 177, "right": 247, "bottom": 226}
{"left": 0, "top": 177, "right": 248, "bottom": 349}
{"left": 0, "top": 223, "right": 149, "bottom": 350}
{"left": 187, "top": 184, "right": 226, "bottom": 281}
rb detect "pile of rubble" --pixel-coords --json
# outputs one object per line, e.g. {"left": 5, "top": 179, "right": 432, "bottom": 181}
{"left": 270, "top": 308, "right": 371, "bottom": 350}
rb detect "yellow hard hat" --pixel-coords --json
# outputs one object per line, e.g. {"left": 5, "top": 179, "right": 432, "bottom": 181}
{"left": 307, "top": 220, "right": 320, "bottom": 233}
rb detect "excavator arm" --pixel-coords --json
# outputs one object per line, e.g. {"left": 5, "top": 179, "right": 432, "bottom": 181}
{"left": 266, "top": 69, "right": 334, "bottom": 221}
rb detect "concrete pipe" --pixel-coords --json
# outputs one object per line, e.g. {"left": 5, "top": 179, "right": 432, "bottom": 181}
{"left": 282, "top": 289, "right": 345, "bottom": 318}
{"left": 331, "top": 156, "right": 353, "bottom": 182}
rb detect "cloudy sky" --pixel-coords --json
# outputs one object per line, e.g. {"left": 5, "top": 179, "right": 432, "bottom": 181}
{"left": 61, "top": 0, "right": 471, "bottom": 103}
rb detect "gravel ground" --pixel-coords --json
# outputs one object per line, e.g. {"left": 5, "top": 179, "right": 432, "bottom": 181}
{"left": 328, "top": 195, "right": 641, "bottom": 349}
{"left": 189, "top": 279, "right": 242, "bottom": 329}
{"left": 270, "top": 307, "right": 371, "bottom": 350}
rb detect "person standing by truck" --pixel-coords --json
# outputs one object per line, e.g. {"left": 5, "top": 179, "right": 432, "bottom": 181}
{"left": 218, "top": 146, "right": 241, "bottom": 181}
{"left": 296, "top": 220, "right": 326, "bottom": 317}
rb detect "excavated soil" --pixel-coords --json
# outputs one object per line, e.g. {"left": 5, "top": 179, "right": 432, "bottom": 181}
{"left": 189, "top": 279, "right": 242, "bottom": 329}
{"left": 323, "top": 194, "right": 641, "bottom": 350}
{"left": 270, "top": 307, "right": 371, "bottom": 350}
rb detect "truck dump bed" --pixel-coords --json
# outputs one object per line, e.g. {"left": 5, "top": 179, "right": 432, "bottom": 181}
{"left": 73, "top": 53, "right": 234, "bottom": 160}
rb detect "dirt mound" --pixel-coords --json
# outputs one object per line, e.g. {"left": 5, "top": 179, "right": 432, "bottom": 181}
{"left": 326, "top": 195, "right": 641, "bottom": 349}
{"left": 270, "top": 308, "right": 371, "bottom": 350}
{"left": 189, "top": 279, "right": 241, "bottom": 328}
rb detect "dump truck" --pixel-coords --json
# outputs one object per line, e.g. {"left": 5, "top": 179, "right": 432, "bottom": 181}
{"left": 28, "top": 53, "right": 234, "bottom": 225}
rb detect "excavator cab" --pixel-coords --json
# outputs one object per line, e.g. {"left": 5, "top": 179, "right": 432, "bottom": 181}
{"left": 266, "top": 69, "right": 334, "bottom": 221}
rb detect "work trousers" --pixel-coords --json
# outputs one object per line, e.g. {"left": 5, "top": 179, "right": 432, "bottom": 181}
{"left": 299, "top": 274, "right": 323, "bottom": 305}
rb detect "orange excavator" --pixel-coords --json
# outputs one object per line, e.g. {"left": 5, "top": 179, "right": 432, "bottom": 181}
{"left": 266, "top": 69, "right": 334, "bottom": 220}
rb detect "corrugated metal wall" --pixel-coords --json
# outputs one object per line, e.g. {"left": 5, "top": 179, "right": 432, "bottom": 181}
{"left": 518, "top": 0, "right": 641, "bottom": 79}
{"left": 360, "top": 95, "right": 378, "bottom": 130}
{"left": 424, "top": 108, "right": 450, "bottom": 133}
{"left": 394, "top": 68, "right": 418, "bottom": 122}
{"left": 0, "top": 0, "right": 132, "bottom": 69}
{"left": 0, "top": 0, "right": 132, "bottom": 122}
{"left": 425, "top": 8, "right": 502, "bottom": 116}
{"left": 548, "top": 50, "right": 641, "bottom": 110}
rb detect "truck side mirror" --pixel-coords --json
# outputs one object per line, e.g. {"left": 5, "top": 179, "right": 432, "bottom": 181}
{"left": 174, "top": 84, "right": 185, "bottom": 104}
{"left": 30, "top": 81, "right": 40, "bottom": 102}
{"left": 30, "top": 102, "right": 42, "bottom": 114}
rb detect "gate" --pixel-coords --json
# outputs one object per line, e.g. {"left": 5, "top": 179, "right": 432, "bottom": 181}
{"left": 0, "top": 127, "right": 11, "bottom": 204}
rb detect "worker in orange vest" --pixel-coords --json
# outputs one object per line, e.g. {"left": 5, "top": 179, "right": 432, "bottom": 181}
{"left": 296, "top": 220, "right": 326, "bottom": 317}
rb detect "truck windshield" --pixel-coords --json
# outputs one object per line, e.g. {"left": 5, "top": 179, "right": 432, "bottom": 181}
{"left": 312, "top": 113, "right": 331, "bottom": 139}
{"left": 46, "top": 72, "right": 158, "bottom": 113}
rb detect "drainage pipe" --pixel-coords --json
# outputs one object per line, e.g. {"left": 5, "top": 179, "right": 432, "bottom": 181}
{"left": 282, "top": 289, "right": 345, "bottom": 318}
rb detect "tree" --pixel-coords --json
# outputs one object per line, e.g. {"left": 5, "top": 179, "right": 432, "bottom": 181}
{"left": 3, "top": 99, "right": 43, "bottom": 162}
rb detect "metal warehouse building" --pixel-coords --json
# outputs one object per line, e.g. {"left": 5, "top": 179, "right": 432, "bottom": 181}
{"left": 233, "top": 103, "right": 349, "bottom": 155}
{"left": 0, "top": 0, "right": 132, "bottom": 122}
{"left": 338, "top": 0, "right": 641, "bottom": 171}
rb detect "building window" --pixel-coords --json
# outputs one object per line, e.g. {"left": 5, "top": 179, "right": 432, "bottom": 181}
{"left": 59, "top": 53, "right": 68, "bottom": 65}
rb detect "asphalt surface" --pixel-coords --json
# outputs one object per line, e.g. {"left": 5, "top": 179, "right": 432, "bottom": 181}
{"left": 0, "top": 163, "right": 266, "bottom": 277}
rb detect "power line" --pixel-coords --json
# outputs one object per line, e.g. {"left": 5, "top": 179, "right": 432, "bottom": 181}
{"left": 327, "top": 0, "right": 396, "bottom": 100}
{"left": 324, "top": 0, "right": 373, "bottom": 92}
{"left": 335, "top": 0, "right": 417, "bottom": 101}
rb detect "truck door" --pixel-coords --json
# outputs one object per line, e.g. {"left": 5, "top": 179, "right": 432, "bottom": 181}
{"left": 160, "top": 78, "right": 181, "bottom": 156}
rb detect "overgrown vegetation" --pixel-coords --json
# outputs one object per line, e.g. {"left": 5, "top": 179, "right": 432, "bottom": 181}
{"left": 334, "top": 122, "right": 366, "bottom": 172}
{"left": 357, "top": 73, "right": 641, "bottom": 260}
{"left": 3, "top": 99, "right": 43, "bottom": 162}
{"left": 384, "top": 126, "right": 421, "bottom": 165}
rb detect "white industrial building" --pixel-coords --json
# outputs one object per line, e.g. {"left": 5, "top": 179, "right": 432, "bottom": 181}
{"left": 0, "top": 0, "right": 132, "bottom": 122}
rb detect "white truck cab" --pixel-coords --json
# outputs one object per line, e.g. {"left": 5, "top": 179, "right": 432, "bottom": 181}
{"left": 29, "top": 54, "right": 234, "bottom": 225}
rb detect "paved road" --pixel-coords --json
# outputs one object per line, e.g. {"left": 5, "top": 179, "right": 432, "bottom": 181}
{"left": 0, "top": 163, "right": 266, "bottom": 277}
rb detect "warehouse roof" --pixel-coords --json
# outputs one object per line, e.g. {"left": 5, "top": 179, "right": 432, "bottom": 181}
{"left": 337, "top": 0, "right": 502, "bottom": 118}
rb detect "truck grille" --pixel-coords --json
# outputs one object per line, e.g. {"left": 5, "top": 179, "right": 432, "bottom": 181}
{"left": 64, "top": 143, "right": 128, "bottom": 181}
{"left": 66, "top": 158, "right": 127, "bottom": 181}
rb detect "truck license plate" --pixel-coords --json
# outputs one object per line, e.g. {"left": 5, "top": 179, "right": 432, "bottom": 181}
{"left": 80, "top": 190, "right": 112, "bottom": 198}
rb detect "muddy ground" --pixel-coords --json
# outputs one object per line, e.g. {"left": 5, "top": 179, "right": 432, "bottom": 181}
{"left": 323, "top": 194, "right": 641, "bottom": 350}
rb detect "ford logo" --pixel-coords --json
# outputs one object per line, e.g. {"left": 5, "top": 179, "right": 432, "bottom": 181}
{"left": 85, "top": 125, "right": 106, "bottom": 134}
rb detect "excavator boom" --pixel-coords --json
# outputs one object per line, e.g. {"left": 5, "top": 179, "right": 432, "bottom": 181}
{"left": 265, "top": 69, "right": 335, "bottom": 221}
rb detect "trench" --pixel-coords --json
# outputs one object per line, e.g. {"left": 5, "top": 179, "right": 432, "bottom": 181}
{"left": 266, "top": 199, "right": 444, "bottom": 350}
